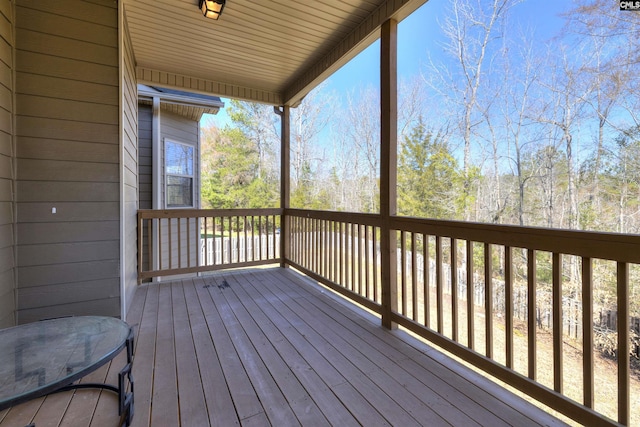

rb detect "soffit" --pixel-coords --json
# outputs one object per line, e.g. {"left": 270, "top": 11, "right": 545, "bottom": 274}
{"left": 123, "top": 0, "right": 427, "bottom": 105}
{"left": 138, "top": 99, "right": 218, "bottom": 121}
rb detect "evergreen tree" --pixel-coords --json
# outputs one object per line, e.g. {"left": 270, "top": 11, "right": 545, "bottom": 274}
{"left": 201, "top": 126, "right": 278, "bottom": 209}
{"left": 398, "top": 119, "right": 462, "bottom": 219}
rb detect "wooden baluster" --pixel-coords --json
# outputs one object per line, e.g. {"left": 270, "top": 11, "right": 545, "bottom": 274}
{"left": 412, "top": 232, "right": 418, "bottom": 321}
{"left": 466, "top": 241, "right": 474, "bottom": 350}
{"left": 552, "top": 252, "right": 563, "bottom": 393}
{"left": 399, "top": 231, "right": 405, "bottom": 316}
{"left": 485, "top": 243, "right": 493, "bottom": 359}
{"left": 528, "top": 249, "right": 537, "bottom": 381}
{"left": 582, "top": 257, "right": 593, "bottom": 408}
{"left": 505, "top": 246, "right": 513, "bottom": 369}
{"left": 365, "top": 225, "right": 371, "bottom": 299}
{"left": 451, "top": 238, "right": 458, "bottom": 342}
{"left": 436, "top": 236, "right": 443, "bottom": 334}
{"left": 373, "top": 227, "right": 379, "bottom": 303}
{"left": 424, "top": 234, "right": 430, "bottom": 328}
{"left": 618, "top": 261, "right": 630, "bottom": 426}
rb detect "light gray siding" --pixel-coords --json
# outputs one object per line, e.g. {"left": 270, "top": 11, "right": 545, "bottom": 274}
{"left": 15, "top": 0, "right": 120, "bottom": 323}
{"left": 121, "top": 10, "right": 138, "bottom": 318}
{"left": 158, "top": 111, "right": 200, "bottom": 279}
{"left": 162, "top": 111, "right": 199, "bottom": 146}
{"left": 0, "top": 0, "right": 15, "bottom": 328}
{"left": 138, "top": 104, "right": 152, "bottom": 210}
{"left": 138, "top": 104, "right": 152, "bottom": 279}
{"left": 161, "top": 111, "right": 200, "bottom": 209}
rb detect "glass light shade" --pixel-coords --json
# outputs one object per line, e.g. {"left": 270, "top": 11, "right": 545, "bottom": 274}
{"left": 199, "top": 0, "right": 225, "bottom": 20}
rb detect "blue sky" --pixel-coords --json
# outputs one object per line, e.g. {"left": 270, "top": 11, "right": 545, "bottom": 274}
{"left": 323, "top": 0, "right": 571, "bottom": 94}
{"left": 202, "top": 0, "right": 572, "bottom": 129}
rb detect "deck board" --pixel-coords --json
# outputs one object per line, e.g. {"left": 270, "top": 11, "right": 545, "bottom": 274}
{"left": 266, "top": 268, "right": 566, "bottom": 427}
{"left": 241, "top": 270, "right": 442, "bottom": 426}
{"left": 172, "top": 281, "right": 210, "bottom": 427}
{"left": 193, "top": 278, "right": 268, "bottom": 423}
{"left": 150, "top": 283, "right": 179, "bottom": 426}
{"left": 0, "top": 267, "right": 569, "bottom": 427}
{"left": 58, "top": 365, "right": 109, "bottom": 427}
{"left": 217, "top": 274, "right": 330, "bottom": 426}
{"left": 129, "top": 279, "right": 157, "bottom": 427}
{"left": 89, "top": 354, "right": 126, "bottom": 427}
{"left": 182, "top": 280, "right": 240, "bottom": 426}
{"left": 259, "top": 269, "right": 512, "bottom": 426}
{"left": 207, "top": 275, "right": 302, "bottom": 426}
{"left": 227, "top": 273, "right": 362, "bottom": 427}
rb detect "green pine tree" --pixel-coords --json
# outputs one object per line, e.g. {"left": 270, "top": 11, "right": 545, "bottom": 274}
{"left": 398, "top": 119, "right": 462, "bottom": 219}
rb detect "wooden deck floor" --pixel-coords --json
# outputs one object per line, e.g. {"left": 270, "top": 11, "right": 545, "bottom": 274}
{"left": 1, "top": 267, "right": 569, "bottom": 427}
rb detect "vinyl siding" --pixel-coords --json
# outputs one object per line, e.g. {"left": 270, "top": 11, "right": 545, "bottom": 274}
{"left": 15, "top": 0, "right": 120, "bottom": 323}
{"left": 0, "top": 0, "right": 15, "bottom": 328}
{"left": 159, "top": 111, "right": 200, "bottom": 278}
{"left": 138, "top": 104, "right": 152, "bottom": 278}
{"left": 161, "top": 111, "right": 200, "bottom": 208}
{"left": 138, "top": 104, "right": 152, "bottom": 209}
{"left": 121, "top": 9, "right": 138, "bottom": 318}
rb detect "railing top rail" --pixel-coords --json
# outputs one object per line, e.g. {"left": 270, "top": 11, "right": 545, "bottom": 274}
{"left": 286, "top": 208, "right": 382, "bottom": 226}
{"left": 392, "top": 215, "right": 640, "bottom": 264}
{"left": 139, "top": 207, "right": 640, "bottom": 262}
{"left": 138, "top": 208, "right": 283, "bottom": 219}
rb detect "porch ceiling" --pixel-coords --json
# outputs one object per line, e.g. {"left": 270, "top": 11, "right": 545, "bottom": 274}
{"left": 123, "top": 0, "right": 428, "bottom": 106}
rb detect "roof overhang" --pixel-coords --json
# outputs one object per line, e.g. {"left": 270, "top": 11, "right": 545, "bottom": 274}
{"left": 123, "top": 0, "right": 429, "bottom": 106}
{"left": 138, "top": 84, "right": 224, "bottom": 121}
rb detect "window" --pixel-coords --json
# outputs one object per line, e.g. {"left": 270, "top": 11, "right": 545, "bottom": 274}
{"left": 165, "top": 140, "right": 194, "bottom": 208}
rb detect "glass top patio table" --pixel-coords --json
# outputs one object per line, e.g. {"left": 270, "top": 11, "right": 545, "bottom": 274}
{"left": 0, "top": 316, "right": 131, "bottom": 411}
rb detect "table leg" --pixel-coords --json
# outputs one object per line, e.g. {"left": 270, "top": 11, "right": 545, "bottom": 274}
{"left": 118, "top": 330, "right": 135, "bottom": 427}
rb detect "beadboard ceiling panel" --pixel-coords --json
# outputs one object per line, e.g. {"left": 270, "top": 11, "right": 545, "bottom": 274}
{"left": 124, "top": 0, "right": 428, "bottom": 105}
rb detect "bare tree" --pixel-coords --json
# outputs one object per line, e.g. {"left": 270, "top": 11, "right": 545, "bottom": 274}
{"left": 341, "top": 86, "right": 381, "bottom": 213}
{"left": 290, "top": 83, "right": 334, "bottom": 205}
{"left": 328, "top": 127, "right": 360, "bottom": 212}
{"left": 398, "top": 75, "right": 428, "bottom": 142}
{"left": 534, "top": 43, "right": 592, "bottom": 230}
{"left": 501, "top": 29, "right": 545, "bottom": 226}
{"left": 561, "top": 1, "right": 632, "bottom": 214}
{"left": 425, "top": 0, "right": 520, "bottom": 219}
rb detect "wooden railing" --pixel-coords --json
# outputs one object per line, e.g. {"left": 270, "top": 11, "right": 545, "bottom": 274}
{"left": 138, "top": 207, "right": 639, "bottom": 425}
{"left": 137, "top": 208, "right": 281, "bottom": 281}
{"left": 286, "top": 209, "right": 383, "bottom": 314}
{"left": 286, "top": 209, "right": 640, "bottom": 427}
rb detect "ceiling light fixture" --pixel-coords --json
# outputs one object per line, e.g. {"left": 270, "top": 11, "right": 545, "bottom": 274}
{"left": 199, "top": 0, "right": 225, "bottom": 20}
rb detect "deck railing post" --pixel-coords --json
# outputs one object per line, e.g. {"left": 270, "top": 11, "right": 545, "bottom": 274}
{"left": 277, "top": 105, "right": 290, "bottom": 268}
{"left": 380, "top": 18, "right": 398, "bottom": 330}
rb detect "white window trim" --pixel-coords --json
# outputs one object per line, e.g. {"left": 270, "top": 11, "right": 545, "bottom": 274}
{"left": 164, "top": 139, "right": 195, "bottom": 209}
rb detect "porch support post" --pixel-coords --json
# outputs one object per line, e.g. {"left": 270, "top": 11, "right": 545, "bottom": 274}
{"left": 151, "top": 96, "right": 161, "bottom": 279}
{"left": 279, "top": 105, "right": 291, "bottom": 267}
{"left": 380, "top": 18, "right": 398, "bottom": 330}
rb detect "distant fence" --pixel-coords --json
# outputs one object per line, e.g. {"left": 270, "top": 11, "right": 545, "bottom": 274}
{"left": 137, "top": 208, "right": 282, "bottom": 281}
{"left": 201, "top": 234, "right": 280, "bottom": 265}
{"left": 403, "top": 251, "right": 640, "bottom": 358}
{"left": 599, "top": 310, "right": 640, "bottom": 358}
